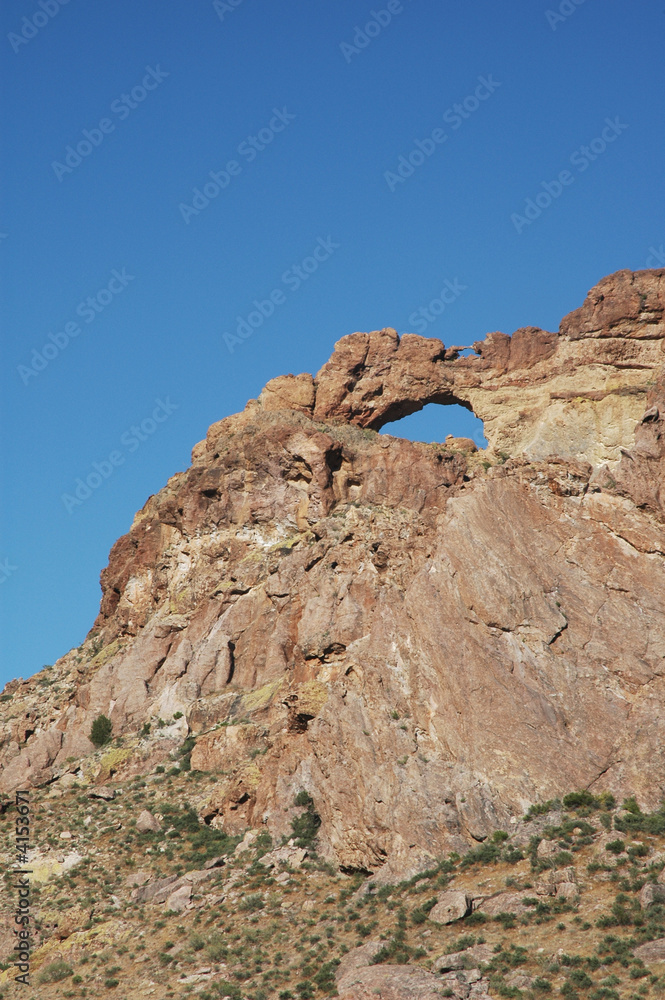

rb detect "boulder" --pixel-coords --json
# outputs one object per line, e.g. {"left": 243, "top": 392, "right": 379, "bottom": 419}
{"left": 234, "top": 829, "right": 259, "bottom": 855}
{"left": 132, "top": 874, "right": 180, "bottom": 904}
{"left": 433, "top": 944, "right": 493, "bottom": 972}
{"left": 536, "top": 839, "right": 561, "bottom": 859}
{"left": 335, "top": 940, "right": 384, "bottom": 980}
{"left": 634, "top": 938, "right": 665, "bottom": 964}
{"left": 338, "top": 963, "right": 459, "bottom": 999}
{"left": 261, "top": 845, "right": 307, "bottom": 869}
{"left": 478, "top": 891, "right": 531, "bottom": 917}
{"left": 640, "top": 883, "right": 665, "bottom": 909}
{"left": 88, "top": 785, "right": 115, "bottom": 801}
{"left": 126, "top": 870, "right": 151, "bottom": 887}
{"left": 165, "top": 882, "right": 191, "bottom": 912}
{"left": 439, "top": 969, "right": 492, "bottom": 999}
{"left": 136, "top": 809, "right": 161, "bottom": 833}
{"left": 428, "top": 890, "right": 473, "bottom": 924}
{"left": 537, "top": 866, "right": 578, "bottom": 895}
{"left": 203, "top": 855, "right": 226, "bottom": 869}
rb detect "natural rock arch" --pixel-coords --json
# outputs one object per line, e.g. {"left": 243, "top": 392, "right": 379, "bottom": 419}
{"left": 258, "top": 269, "right": 665, "bottom": 467}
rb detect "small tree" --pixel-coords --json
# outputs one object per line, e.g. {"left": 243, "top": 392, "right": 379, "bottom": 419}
{"left": 90, "top": 714, "right": 113, "bottom": 748}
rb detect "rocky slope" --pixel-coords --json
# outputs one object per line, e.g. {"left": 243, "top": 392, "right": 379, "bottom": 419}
{"left": 2, "top": 770, "right": 665, "bottom": 999}
{"left": 2, "top": 268, "right": 665, "bottom": 878}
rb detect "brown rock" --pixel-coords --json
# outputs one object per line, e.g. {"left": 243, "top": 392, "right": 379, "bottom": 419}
{"left": 136, "top": 809, "right": 161, "bottom": 833}
{"left": 429, "top": 890, "right": 473, "bottom": 924}
{"left": 125, "top": 870, "right": 151, "bottom": 887}
{"left": 165, "top": 882, "right": 191, "bottom": 913}
{"left": 633, "top": 938, "right": 665, "bottom": 964}
{"left": 337, "top": 963, "right": 453, "bottom": 999}
{"left": 640, "top": 883, "right": 665, "bottom": 909}
{"left": 335, "top": 940, "right": 384, "bottom": 980}
{"left": 478, "top": 891, "right": 532, "bottom": 917}
{"left": 132, "top": 874, "right": 180, "bottom": 904}
{"left": 537, "top": 866, "right": 578, "bottom": 894}
{"left": 433, "top": 944, "right": 494, "bottom": 972}
{"left": 536, "top": 839, "right": 560, "bottom": 859}
{"left": 556, "top": 882, "right": 580, "bottom": 899}
{"left": 203, "top": 855, "right": 226, "bottom": 869}
{"left": 259, "top": 373, "right": 316, "bottom": 414}
{"left": 88, "top": 785, "right": 116, "bottom": 801}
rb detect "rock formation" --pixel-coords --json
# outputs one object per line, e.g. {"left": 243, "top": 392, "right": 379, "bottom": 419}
{"left": 2, "top": 268, "right": 665, "bottom": 874}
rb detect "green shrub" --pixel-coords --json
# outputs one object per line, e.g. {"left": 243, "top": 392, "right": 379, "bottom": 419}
{"left": 209, "top": 982, "right": 241, "bottom": 998}
{"left": 177, "top": 736, "right": 196, "bottom": 771}
{"left": 313, "top": 960, "right": 339, "bottom": 993}
{"left": 563, "top": 791, "right": 597, "bottom": 810}
{"left": 524, "top": 800, "right": 559, "bottom": 821}
{"left": 290, "top": 793, "right": 321, "bottom": 848}
{"left": 294, "top": 790, "right": 314, "bottom": 808}
{"left": 90, "top": 714, "right": 113, "bottom": 748}
{"left": 569, "top": 970, "right": 594, "bottom": 988}
{"left": 614, "top": 801, "right": 665, "bottom": 836}
{"left": 38, "top": 961, "right": 73, "bottom": 983}
{"left": 462, "top": 842, "right": 501, "bottom": 867}
{"left": 238, "top": 892, "right": 264, "bottom": 912}
{"left": 205, "top": 934, "right": 228, "bottom": 962}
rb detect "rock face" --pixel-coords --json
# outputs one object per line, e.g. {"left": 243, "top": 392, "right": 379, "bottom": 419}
{"left": 2, "top": 268, "right": 665, "bottom": 873}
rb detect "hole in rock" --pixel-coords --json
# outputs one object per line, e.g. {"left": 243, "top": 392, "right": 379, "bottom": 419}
{"left": 379, "top": 402, "right": 487, "bottom": 448}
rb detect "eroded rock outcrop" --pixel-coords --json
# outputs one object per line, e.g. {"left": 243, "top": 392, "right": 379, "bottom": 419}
{"left": 2, "top": 268, "right": 665, "bottom": 874}
{"left": 264, "top": 268, "right": 665, "bottom": 466}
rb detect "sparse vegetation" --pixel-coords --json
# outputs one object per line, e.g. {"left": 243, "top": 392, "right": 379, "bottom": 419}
{"left": 3, "top": 777, "right": 665, "bottom": 1000}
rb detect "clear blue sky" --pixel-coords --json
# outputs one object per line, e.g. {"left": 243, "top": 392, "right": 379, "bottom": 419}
{"left": 1, "top": 0, "right": 663, "bottom": 686}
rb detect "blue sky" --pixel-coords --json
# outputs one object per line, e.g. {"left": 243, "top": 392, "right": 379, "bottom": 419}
{"left": 1, "top": 0, "right": 663, "bottom": 686}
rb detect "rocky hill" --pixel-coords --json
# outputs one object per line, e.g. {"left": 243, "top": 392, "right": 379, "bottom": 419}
{"left": 2, "top": 720, "right": 665, "bottom": 998}
{"left": 1, "top": 270, "right": 665, "bottom": 980}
